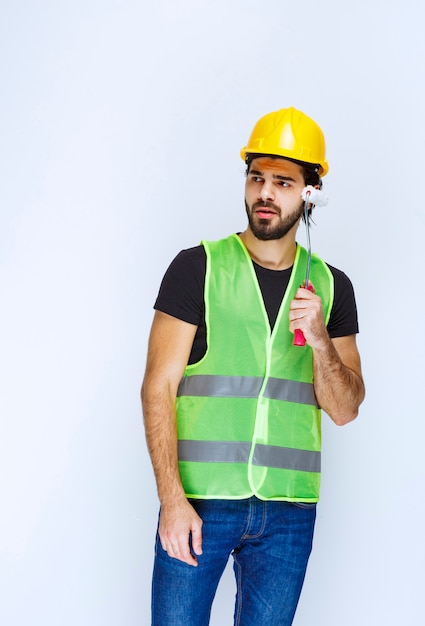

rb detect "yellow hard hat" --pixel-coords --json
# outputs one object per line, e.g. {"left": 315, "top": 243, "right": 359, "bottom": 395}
{"left": 240, "top": 107, "right": 329, "bottom": 176}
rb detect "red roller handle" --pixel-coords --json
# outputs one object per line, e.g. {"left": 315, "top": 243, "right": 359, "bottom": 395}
{"left": 293, "top": 328, "right": 307, "bottom": 346}
{"left": 292, "top": 284, "right": 314, "bottom": 347}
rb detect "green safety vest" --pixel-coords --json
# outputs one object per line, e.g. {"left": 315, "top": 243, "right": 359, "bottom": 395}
{"left": 176, "top": 234, "right": 334, "bottom": 502}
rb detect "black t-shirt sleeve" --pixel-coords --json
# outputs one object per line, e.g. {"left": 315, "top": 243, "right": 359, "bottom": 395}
{"left": 326, "top": 264, "right": 359, "bottom": 338}
{"left": 154, "top": 246, "right": 206, "bottom": 325}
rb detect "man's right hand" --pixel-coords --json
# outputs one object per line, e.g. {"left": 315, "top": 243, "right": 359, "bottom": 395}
{"left": 158, "top": 498, "right": 203, "bottom": 567}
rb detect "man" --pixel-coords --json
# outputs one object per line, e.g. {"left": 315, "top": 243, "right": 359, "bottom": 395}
{"left": 141, "top": 107, "right": 365, "bottom": 625}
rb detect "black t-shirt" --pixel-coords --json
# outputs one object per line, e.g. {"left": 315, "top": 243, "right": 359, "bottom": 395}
{"left": 154, "top": 243, "right": 359, "bottom": 365}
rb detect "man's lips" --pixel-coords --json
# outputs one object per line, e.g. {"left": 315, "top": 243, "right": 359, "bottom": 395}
{"left": 252, "top": 202, "right": 278, "bottom": 219}
{"left": 256, "top": 209, "right": 276, "bottom": 219}
{"left": 254, "top": 203, "right": 278, "bottom": 219}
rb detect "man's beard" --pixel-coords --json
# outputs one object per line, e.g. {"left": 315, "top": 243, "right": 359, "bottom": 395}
{"left": 245, "top": 200, "right": 304, "bottom": 241}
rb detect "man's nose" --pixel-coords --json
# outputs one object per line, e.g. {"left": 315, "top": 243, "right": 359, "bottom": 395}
{"left": 259, "top": 180, "right": 274, "bottom": 201}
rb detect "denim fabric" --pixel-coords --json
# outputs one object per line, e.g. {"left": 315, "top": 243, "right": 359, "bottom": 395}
{"left": 151, "top": 496, "right": 316, "bottom": 626}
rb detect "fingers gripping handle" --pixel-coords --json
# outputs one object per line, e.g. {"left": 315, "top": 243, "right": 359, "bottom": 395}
{"left": 292, "top": 284, "right": 314, "bottom": 347}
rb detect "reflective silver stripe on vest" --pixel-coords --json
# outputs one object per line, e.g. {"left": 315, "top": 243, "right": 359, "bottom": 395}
{"left": 177, "top": 375, "right": 317, "bottom": 406}
{"left": 178, "top": 440, "right": 320, "bottom": 473}
{"left": 177, "top": 375, "right": 262, "bottom": 398}
{"left": 263, "top": 377, "right": 318, "bottom": 407}
{"left": 253, "top": 443, "right": 321, "bottom": 473}
{"left": 179, "top": 440, "right": 251, "bottom": 463}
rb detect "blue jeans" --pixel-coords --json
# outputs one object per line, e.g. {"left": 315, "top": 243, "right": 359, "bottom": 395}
{"left": 151, "top": 496, "right": 316, "bottom": 625}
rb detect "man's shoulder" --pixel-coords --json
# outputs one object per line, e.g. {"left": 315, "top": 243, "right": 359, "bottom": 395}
{"left": 325, "top": 262, "right": 355, "bottom": 290}
{"left": 173, "top": 234, "right": 238, "bottom": 268}
{"left": 168, "top": 245, "right": 206, "bottom": 271}
{"left": 175, "top": 244, "right": 206, "bottom": 259}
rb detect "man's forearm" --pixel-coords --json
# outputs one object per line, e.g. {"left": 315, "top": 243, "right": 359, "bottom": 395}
{"left": 141, "top": 384, "right": 187, "bottom": 506}
{"left": 313, "top": 337, "right": 365, "bottom": 426}
{"left": 141, "top": 383, "right": 204, "bottom": 566}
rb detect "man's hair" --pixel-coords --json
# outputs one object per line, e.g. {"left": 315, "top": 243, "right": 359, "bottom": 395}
{"left": 244, "top": 153, "right": 322, "bottom": 221}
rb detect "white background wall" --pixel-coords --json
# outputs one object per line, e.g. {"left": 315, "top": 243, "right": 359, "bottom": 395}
{"left": 1, "top": 1, "right": 424, "bottom": 624}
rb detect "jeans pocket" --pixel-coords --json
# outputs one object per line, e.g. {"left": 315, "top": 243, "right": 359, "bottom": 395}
{"left": 292, "top": 502, "right": 317, "bottom": 509}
